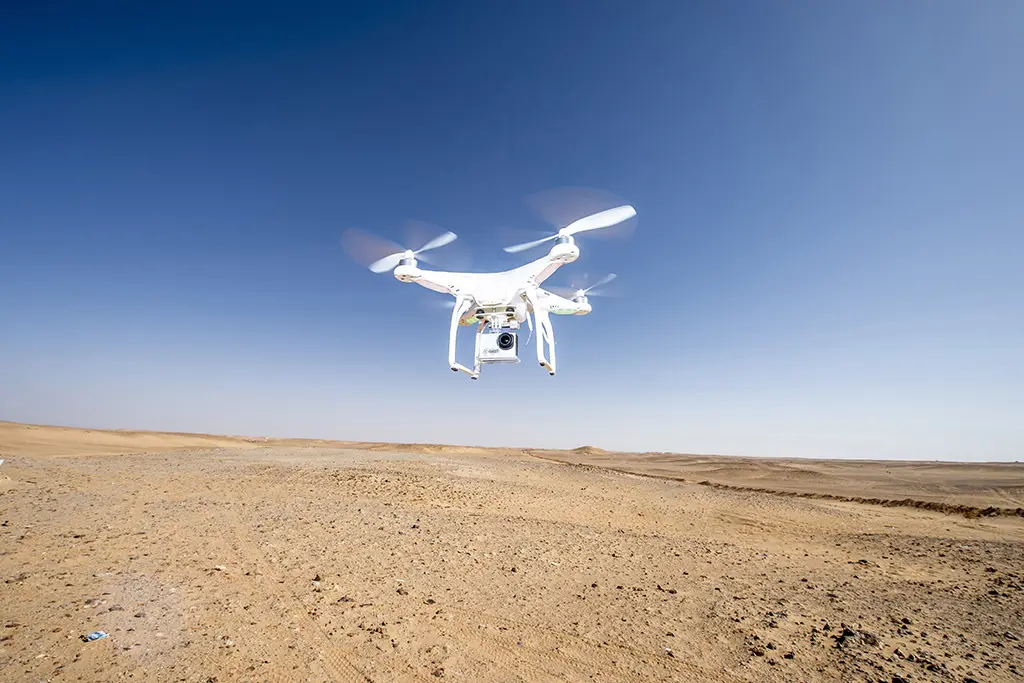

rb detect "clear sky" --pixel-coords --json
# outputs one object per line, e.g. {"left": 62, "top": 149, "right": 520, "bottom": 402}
{"left": 2, "top": 2, "right": 1022, "bottom": 460}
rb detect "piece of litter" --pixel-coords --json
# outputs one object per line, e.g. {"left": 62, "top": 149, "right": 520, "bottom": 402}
{"left": 213, "top": 565, "right": 226, "bottom": 571}
{"left": 81, "top": 631, "right": 108, "bottom": 642}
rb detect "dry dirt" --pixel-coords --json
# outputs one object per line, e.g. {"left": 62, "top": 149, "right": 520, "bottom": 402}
{"left": 1, "top": 421, "right": 1022, "bottom": 683}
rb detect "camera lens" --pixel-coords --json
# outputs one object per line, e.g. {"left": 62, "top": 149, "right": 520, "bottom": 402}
{"left": 497, "top": 332, "right": 515, "bottom": 350}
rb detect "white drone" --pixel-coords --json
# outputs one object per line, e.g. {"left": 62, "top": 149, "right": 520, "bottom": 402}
{"left": 342, "top": 204, "right": 636, "bottom": 379}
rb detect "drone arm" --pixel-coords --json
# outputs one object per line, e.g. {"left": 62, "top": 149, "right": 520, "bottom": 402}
{"left": 531, "top": 259, "right": 567, "bottom": 288}
{"left": 448, "top": 297, "right": 477, "bottom": 378}
{"left": 405, "top": 268, "right": 473, "bottom": 296}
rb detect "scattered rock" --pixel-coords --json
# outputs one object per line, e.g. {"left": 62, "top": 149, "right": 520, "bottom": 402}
{"left": 835, "top": 626, "right": 878, "bottom": 648}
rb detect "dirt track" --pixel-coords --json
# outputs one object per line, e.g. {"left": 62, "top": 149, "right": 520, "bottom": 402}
{"left": 1, "top": 422, "right": 1022, "bottom": 682}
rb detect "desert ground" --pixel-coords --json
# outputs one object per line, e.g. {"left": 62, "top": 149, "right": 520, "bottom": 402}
{"left": 1, "top": 421, "right": 1022, "bottom": 683}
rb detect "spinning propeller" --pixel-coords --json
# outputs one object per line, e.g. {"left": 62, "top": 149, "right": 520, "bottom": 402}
{"left": 502, "top": 205, "right": 637, "bottom": 254}
{"left": 547, "top": 273, "right": 618, "bottom": 300}
{"left": 341, "top": 227, "right": 458, "bottom": 273}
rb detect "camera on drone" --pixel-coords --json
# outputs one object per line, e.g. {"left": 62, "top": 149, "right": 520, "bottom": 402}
{"left": 475, "top": 325, "right": 519, "bottom": 365}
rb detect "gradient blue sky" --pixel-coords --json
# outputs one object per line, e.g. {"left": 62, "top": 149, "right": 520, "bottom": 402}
{"left": 2, "top": 2, "right": 1022, "bottom": 460}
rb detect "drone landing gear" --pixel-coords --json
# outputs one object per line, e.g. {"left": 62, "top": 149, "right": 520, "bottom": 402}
{"left": 449, "top": 296, "right": 556, "bottom": 379}
{"left": 533, "top": 308, "right": 556, "bottom": 376}
{"left": 448, "top": 296, "right": 480, "bottom": 379}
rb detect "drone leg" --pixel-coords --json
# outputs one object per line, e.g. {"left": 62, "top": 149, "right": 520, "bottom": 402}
{"left": 472, "top": 321, "right": 484, "bottom": 378}
{"left": 449, "top": 297, "right": 478, "bottom": 378}
{"left": 534, "top": 309, "right": 556, "bottom": 376}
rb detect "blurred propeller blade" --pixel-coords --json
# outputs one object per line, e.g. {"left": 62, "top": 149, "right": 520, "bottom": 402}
{"left": 501, "top": 203, "right": 636, "bottom": 253}
{"left": 548, "top": 272, "right": 619, "bottom": 299}
{"left": 503, "top": 234, "right": 558, "bottom": 254}
{"left": 368, "top": 253, "right": 405, "bottom": 273}
{"left": 341, "top": 226, "right": 459, "bottom": 274}
{"left": 416, "top": 231, "right": 458, "bottom": 254}
{"left": 562, "top": 206, "right": 636, "bottom": 236}
{"left": 580, "top": 272, "right": 617, "bottom": 293}
{"left": 341, "top": 228, "right": 406, "bottom": 269}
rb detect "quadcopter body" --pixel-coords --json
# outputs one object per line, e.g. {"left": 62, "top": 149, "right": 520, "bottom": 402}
{"left": 343, "top": 204, "right": 635, "bottom": 379}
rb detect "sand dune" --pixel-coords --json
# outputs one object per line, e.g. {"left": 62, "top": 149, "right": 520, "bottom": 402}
{"left": 1, "top": 421, "right": 1022, "bottom": 682}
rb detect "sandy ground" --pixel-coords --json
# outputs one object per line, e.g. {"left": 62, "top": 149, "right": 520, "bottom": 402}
{"left": 1, "top": 422, "right": 1022, "bottom": 682}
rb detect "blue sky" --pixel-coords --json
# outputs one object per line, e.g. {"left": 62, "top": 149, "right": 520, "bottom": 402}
{"left": 2, "top": 1, "right": 1022, "bottom": 460}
